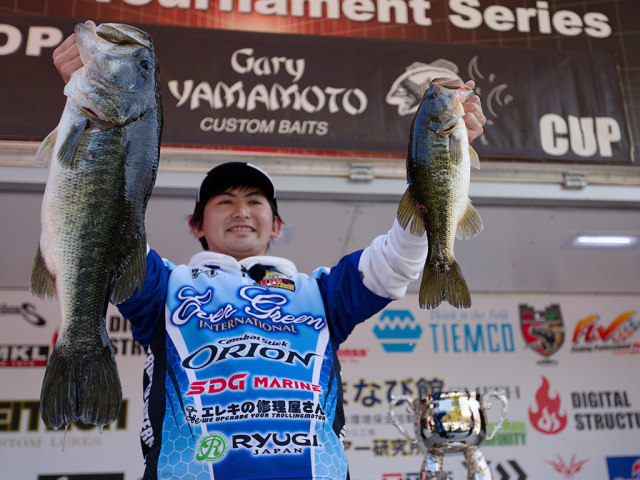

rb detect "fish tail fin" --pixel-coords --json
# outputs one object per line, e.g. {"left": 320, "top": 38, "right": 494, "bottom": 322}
{"left": 78, "top": 344, "right": 123, "bottom": 426}
{"left": 40, "top": 349, "right": 80, "bottom": 430}
{"left": 30, "top": 243, "right": 57, "bottom": 299}
{"left": 397, "top": 188, "right": 426, "bottom": 236}
{"left": 40, "top": 345, "right": 122, "bottom": 429}
{"left": 110, "top": 232, "right": 147, "bottom": 304}
{"left": 419, "top": 260, "right": 471, "bottom": 309}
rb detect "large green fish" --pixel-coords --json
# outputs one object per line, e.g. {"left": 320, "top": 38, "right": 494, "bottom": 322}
{"left": 398, "top": 78, "right": 482, "bottom": 309}
{"left": 29, "top": 23, "right": 163, "bottom": 429}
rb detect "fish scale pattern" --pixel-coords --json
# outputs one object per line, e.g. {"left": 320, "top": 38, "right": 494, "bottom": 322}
{"left": 313, "top": 347, "right": 348, "bottom": 480}
{"left": 157, "top": 337, "right": 208, "bottom": 479}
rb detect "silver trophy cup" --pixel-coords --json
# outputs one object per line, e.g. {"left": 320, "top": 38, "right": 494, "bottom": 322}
{"left": 389, "top": 390, "right": 508, "bottom": 480}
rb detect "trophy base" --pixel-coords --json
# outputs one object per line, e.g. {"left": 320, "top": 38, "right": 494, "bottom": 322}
{"left": 420, "top": 445, "right": 492, "bottom": 480}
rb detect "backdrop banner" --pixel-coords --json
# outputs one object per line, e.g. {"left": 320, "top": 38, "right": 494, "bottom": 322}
{"left": 0, "top": 12, "right": 633, "bottom": 162}
{"left": 1, "top": 289, "right": 638, "bottom": 479}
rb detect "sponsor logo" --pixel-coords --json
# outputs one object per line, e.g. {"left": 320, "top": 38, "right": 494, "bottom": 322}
{"left": 373, "top": 310, "right": 422, "bottom": 353}
{"left": 186, "top": 373, "right": 320, "bottom": 397}
{"left": 256, "top": 272, "right": 295, "bottom": 292}
{"left": 571, "top": 311, "right": 640, "bottom": 355}
{"left": 606, "top": 456, "right": 640, "bottom": 480}
{"left": 0, "top": 345, "right": 49, "bottom": 367}
{"left": 0, "top": 400, "right": 128, "bottom": 433}
{"left": 482, "top": 420, "right": 527, "bottom": 447}
{"left": 196, "top": 433, "right": 228, "bottom": 462}
{"left": 519, "top": 304, "right": 564, "bottom": 363}
{"left": 528, "top": 376, "right": 567, "bottom": 434}
{"left": 427, "top": 309, "right": 515, "bottom": 354}
{"left": 38, "top": 475, "right": 124, "bottom": 480}
{"left": 572, "top": 390, "right": 640, "bottom": 431}
{"left": 185, "top": 399, "right": 326, "bottom": 424}
{"left": 187, "top": 373, "right": 249, "bottom": 395}
{"left": 181, "top": 339, "right": 320, "bottom": 370}
{"left": 386, "top": 59, "right": 461, "bottom": 116}
{"left": 0, "top": 302, "right": 46, "bottom": 326}
{"left": 545, "top": 454, "right": 589, "bottom": 478}
{"left": 232, "top": 431, "right": 320, "bottom": 456}
{"left": 172, "top": 286, "right": 325, "bottom": 331}
{"left": 337, "top": 348, "right": 368, "bottom": 363}
{"left": 190, "top": 267, "right": 219, "bottom": 279}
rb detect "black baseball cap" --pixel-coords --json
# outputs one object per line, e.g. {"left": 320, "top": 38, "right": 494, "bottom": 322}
{"left": 194, "top": 162, "right": 278, "bottom": 216}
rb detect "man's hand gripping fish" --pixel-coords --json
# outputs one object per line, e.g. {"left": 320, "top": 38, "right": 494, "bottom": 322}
{"left": 398, "top": 78, "right": 482, "bottom": 309}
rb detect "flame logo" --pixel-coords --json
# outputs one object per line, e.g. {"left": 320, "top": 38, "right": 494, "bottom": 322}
{"left": 529, "top": 376, "right": 567, "bottom": 434}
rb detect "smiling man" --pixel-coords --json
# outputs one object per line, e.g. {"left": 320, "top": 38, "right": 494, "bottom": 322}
{"left": 53, "top": 22, "right": 486, "bottom": 480}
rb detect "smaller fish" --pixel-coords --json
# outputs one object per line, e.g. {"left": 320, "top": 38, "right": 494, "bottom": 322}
{"left": 397, "top": 78, "right": 482, "bottom": 309}
{"left": 386, "top": 59, "right": 461, "bottom": 116}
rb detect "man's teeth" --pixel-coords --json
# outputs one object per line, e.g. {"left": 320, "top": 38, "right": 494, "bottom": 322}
{"left": 230, "top": 227, "right": 253, "bottom": 231}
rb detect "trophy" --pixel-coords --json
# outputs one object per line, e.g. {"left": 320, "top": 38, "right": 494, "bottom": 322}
{"left": 389, "top": 390, "right": 508, "bottom": 480}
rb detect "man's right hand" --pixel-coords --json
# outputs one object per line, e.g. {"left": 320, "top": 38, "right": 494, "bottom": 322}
{"left": 53, "top": 20, "right": 96, "bottom": 84}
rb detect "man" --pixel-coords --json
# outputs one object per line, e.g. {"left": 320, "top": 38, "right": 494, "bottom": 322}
{"left": 54, "top": 22, "right": 486, "bottom": 480}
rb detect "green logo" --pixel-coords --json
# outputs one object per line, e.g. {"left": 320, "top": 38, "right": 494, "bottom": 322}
{"left": 196, "top": 433, "right": 228, "bottom": 462}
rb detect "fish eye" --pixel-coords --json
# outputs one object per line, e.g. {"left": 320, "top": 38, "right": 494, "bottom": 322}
{"left": 140, "top": 60, "right": 152, "bottom": 71}
{"left": 427, "top": 92, "right": 437, "bottom": 99}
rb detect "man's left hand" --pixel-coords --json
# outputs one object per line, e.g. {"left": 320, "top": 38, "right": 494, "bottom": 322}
{"left": 463, "top": 80, "right": 486, "bottom": 143}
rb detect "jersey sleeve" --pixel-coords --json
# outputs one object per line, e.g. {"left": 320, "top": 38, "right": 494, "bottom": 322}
{"left": 315, "top": 250, "right": 393, "bottom": 346}
{"left": 117, "top": 249, "right": 170, "bottom": 348}
{"left": 357, "top": 218, "right": 428, "bottom": 300}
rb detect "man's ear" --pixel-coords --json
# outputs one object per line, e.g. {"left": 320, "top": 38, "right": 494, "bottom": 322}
{"left": 189, "top": 218, "right": 205, "bottom": 239}
{"left": 271, "top": 216, "right": 283, "bottom": 239}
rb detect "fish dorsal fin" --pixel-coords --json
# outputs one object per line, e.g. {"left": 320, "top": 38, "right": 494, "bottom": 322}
{"left": 110, "top": 230, "right": 147, "bottom": 304}
{"left": 29, "top": 243, "right": 57, "bottom": 299}
{"left": 397, "top": 187, "right": 426, "bottom": 237}
{"left": 456, "top": 201, "right": 484, "bottom": 240}
{"left": 469, "top": 146, "right": 481, "bottom": 169}
{"left": 429, "top": 59, "right": 459, "bottom": 74}
{"left": 450, "top": 135, "right": 463, "bottom": 165}
{"left": 58, "top": 120, "right": 90, "bottom": 167}
{"left": 34, "top": 128, "right": 58, "bottom": 167}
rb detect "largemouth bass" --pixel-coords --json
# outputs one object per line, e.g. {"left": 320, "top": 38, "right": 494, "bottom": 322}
{"left": 29, "top": 23, "right": 163, "bottom": 430}
{"left": 397, "top": 78, "right": 482, "bottom": 309}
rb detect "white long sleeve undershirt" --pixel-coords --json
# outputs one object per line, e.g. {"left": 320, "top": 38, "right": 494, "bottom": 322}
{"left": 357, "top": 218, "right": 428, "bottom": 300}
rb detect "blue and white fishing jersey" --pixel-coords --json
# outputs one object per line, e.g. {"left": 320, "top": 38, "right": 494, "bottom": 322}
{"left": 120, "top": 251, "right": 383, "bottom": 480}
{"left": 118, "top": 220, "right": 428, "bottom": 480}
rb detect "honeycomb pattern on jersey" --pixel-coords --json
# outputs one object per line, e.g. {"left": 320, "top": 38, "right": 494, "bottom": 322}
{"left": 157, "top": 336, "right": 209, "bottom": 479}
{"left": 313, "top": 343, "right": 348, "bottom": 480}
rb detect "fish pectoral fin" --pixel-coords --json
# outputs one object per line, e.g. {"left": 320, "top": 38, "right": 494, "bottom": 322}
{"left": 58, "top": 120, "right": 90, "bottom": 167}
{"left": 397, "top": 188, "right": 426, "bottom": 236}
{"left": 29, "top": 243, "right": 57, "bottom": 299}
{"left": 456, "top": 201, "right": 484, "bottom": 240}
{"left": 110, "top": 231, "right": 147, "bottom": 304}
{"left": 469, "top": 146, "right": 481, "bottom": 169}
{"left": 34, "top": 128, "right": 58, "bottom": 167}
{"left": 449, "top": 135, "right": 463, "bottom": 165}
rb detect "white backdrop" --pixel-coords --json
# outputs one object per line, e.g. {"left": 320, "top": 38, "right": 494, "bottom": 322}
{"left": 1, "top": 289, "right": 639, "bottom": 480}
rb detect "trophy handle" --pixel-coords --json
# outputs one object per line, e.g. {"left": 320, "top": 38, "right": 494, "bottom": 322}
{"left": 482, "top": 390, "right": 509, "bottom": 441}
{"left": 388, "top": 395, "right": 418, "bottom": 443}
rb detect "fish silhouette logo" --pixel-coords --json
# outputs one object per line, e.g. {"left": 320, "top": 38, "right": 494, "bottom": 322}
{"left": 373, "top": 309, "right": 422, "bottom": 352}
{"left": 386, "top": 59, "right": 461, "bottom": 116}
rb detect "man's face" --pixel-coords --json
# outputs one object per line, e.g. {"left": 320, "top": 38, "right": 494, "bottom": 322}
{"left": 190, "top": 186, "right": 281, "bottom": 261}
